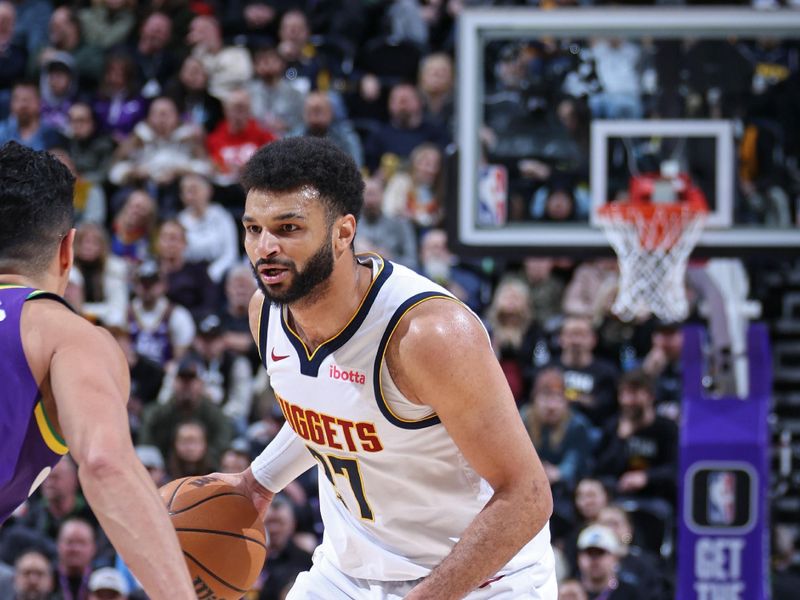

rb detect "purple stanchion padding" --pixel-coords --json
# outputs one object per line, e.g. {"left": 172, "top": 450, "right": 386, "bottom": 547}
{"left": 677, "top": 324, "right": 771, "bottom": 600}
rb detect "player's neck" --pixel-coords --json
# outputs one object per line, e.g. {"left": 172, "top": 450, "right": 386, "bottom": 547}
{"left": 287, "top": 258, "right": 372, "bottom": 352}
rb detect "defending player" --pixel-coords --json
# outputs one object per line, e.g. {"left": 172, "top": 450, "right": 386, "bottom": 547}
{"left": 223, "top": 137, "right": 557, "bottom": 599}
{"left": 0, "top": 142, "right": 195, "bottom": 599}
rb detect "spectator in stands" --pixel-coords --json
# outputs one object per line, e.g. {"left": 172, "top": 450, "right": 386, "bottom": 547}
{"left": 73, "top": 222, "right": 129, "bottom": 327}
{"left": 383, "top": 142, "right": 444, "bottom": 229}
{"left": 356, "top": 176, "right": 418, "bottom": 270}
{"left": 289, "top": 91, "right": 363, "bottom": 167}
{"left": 597, "top": 505, "right": 671, "bottom": 600}
{"left": 109, "top": 189, "right": 156, "bottom": 263}
{"left": 110, "top": 326, "right": 165, "bottom": 412}
{"left": 521, "top": 367, "right": 595, "bottom": 494}
{"left": 78, "top": 0, "right": 135, "bottom": 50}
{"left": 65, "top": 101, "right": 115, "bottom": 184}
{"left": 159, "top": 314, "right": 254, "bottom": 432}
{"left": 131, "top": 12, "right": 178, "bottom": 99}
{"left": 176, "top": 173, "right": 240, "bottom": 283}
{"left": 641, "top": 319, "right": 684, "bottom": 421}
{"left": 275, "top": 10, "right": 320, "bottom": 96}
{"left": 0, "top": 1, "right": 27, "bottom": 119}
{"left": 385, "top": 0, "right": 427, "bottom": 48}
{"left": 594, "top": 370, "right": 679, "bottom": 505}
{"left": 11, "top": 457, "right": 95, "bottom": 555}
{"left": 87, "top": 567, "right": 129, "bottom": 600}
{"left": 554, "top": 315, "right": 619, "bottom": 427}
{"left": 12, "top": 0, "right": 51, "bottom": 60}
{"left": 64, "top": 267, "right": 87, "bottom": 320}
{"left": 248, "top": 45, "right": 305, "bottom": 138}
{"left": 39, "top": 53, "right": 77, "bottom": 135}
{"left": 486, "top": 278, "right": 536, "bottom": 402}
{"left": 562, "top": 478, "right": 612, "bottom": 562}
{"left": 558, "top": 579, "right": 588, "bottom": 600}
{"left": 156, "top": 218, "right": 219, "bottom": 321}
{"left": 39, "top": 7, "right": 104, "bottom": 90}
{"left": 418, "top": 228, "right": 486, "bottom": 313}
{"left": 140, "top": 355, "right": 234, "bottom": 464}
{"left": 11, "top": 550, "right": 54, "bottom": 600}
{"left": 772, "top": 524, "right": 800, "bottom": 600}
{"left": 522, "top": 257, "right": 565, "bottom": 329}
{"left": 49, "top": 148, "right": 107, "bottom": 226}
{"left": 258, "top": 495, "right": 313, "bottom": 600}
{"left": 166, "top": 420, "right": 215, "bottom": 479}
{"left": 562, "top": 258, "right": 619, "bottom": 322}
{"left": 0, "top": 81, "right": 61, "bottom": 150}
{"left": 576, "top": 524, "right": 641, "bottom": 599}
{"left": 219, "top": 439, "right": 252, "bottom": 474}
{"left": 164, "top": 55, "right": 223, "bottom": 135}
{"left": 128, "top": 259, "right": 196, "bottom": 366}
{"left": 531, "top": 181, "right": 587, "bottom": 222}
{"left": 364, "top": 82, "right": 449, "bottom": 173}
{"left": 218, "top": 264, "right": 259, "bottom": 362}
{"left": 109, "top": 96, "right": 210, "bottom": 206}
{"left": 553, "top": 97, "right": 591, "bottom": 182}
{"left": 586, "top": 38, "right": 644, "bottom": 120}
{"left": 187, "top": 15, "right": 252, "bottom": 101}
{"left": 135, "top": 445, "right": 167, "bottom": 487}
{"left": 218, "top": 2, "right": 277, "bottom": 49}
{"left": 206, "top": 87, "right": 275, "bottom": 187}
{"left": 54, "top": 518, "right": 97, "bottom": 600}
{"left": 92, "top": 52, "right": 147, "bottom": 142}
{"left": 418, "top": 52, "right": 454, "bottom": 133}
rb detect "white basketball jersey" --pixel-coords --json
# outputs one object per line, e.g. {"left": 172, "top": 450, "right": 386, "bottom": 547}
{"left": 259, "top": 255, "right": 552, "bottom": 581}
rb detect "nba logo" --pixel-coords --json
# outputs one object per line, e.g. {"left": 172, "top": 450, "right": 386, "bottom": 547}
{"left": 477, "top": 165, "right": 507, "bottom": 226}
{"left": 707, "top": 471, "right": 736, "bottom": 526}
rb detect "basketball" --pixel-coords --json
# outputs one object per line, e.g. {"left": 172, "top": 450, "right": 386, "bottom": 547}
{"left": 159, "top": 475, "right": 267, "bottom": 599}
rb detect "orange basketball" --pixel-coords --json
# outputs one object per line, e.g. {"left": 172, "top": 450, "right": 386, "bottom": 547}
{"left": 159, "top": 475, "right": 267, "bottom": 600}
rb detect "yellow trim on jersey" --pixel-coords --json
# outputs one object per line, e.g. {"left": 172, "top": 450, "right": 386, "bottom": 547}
{"left": 256, "top": 294, "right": 266, "bottom": 361}
{"left": 34, "top": 402, "right": 68, "bottom": 455}
{"left": 377, "top": 295, "right": 464, "bottom": 424}
{"left": 0, "top": 284, "right": 27, "bottom": 289}
{"left": 283, "top": 254, "right": 385, "bottom": 361}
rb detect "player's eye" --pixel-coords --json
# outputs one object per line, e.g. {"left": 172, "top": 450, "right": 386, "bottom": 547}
{"left": 280, "top": 224, "right": 299, "bottom": 233}
{"left": 245, "top": 225, "right": 261, "bottom": 234}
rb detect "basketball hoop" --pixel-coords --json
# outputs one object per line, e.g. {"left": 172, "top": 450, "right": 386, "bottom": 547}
{"left": 597, "top": 191, "right": 708, "bottom": 323}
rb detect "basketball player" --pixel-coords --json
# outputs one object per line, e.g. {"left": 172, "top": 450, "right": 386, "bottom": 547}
{"left": 0, "top": 142, "right": 195, "bottom": 599}
{"left": 222, "top": 137, "right": 557, "bottom": 599}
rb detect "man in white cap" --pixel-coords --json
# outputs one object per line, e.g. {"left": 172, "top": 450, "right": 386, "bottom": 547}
{"left": 576, "top": 524, "right": 640, "bottom": 599}
{"left": 88, "top": 567, "right": 128, "bottom": 600}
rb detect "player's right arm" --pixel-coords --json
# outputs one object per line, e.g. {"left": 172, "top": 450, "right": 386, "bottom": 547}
{"left": 36, "top": 304, "right": 196, "bottom": 600}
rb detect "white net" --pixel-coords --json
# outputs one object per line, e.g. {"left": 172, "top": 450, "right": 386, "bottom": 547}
{"left": 597, "top": 205, "right": 707, "bottom": 322}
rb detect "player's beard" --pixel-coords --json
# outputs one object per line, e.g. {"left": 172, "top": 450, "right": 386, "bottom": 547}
{"left": 251, "top": 234, "right": 335, "bottom": 306}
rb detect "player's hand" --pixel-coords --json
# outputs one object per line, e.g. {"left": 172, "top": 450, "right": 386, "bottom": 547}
{"left": 208, "top": 469, "right": 273, "bottom": 519}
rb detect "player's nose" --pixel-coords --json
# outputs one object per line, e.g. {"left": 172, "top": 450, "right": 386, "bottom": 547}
{"left": 255, "top": 230, "right": 281, "bottom": 258}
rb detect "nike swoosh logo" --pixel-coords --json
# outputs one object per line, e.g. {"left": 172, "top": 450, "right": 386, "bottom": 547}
{"left": 271, "top": 348, "right": 290, "bottom": 362}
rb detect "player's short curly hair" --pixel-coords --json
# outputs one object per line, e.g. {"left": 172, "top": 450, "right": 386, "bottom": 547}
{"left": 240, "top": 137, "right": 364, "bottom": 221}
{"left": 0, "top": 142, "right": 75, "bottom": 273}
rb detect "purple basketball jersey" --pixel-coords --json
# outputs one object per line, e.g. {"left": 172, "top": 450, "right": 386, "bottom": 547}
{"left": 0, "top": 286, "right": 68, "bottom": 523}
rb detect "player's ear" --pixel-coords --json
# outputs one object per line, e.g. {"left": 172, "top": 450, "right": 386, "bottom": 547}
{"left": 59, "top": 228, "right": 76, "bottom": 276}
{"left": 334, "top": 214, "right": 357, "bottom": 255}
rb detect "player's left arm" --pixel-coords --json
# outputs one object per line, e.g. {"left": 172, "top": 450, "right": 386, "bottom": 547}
{"left": 393, "top": 299, "right": 553, "bottom": 600}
